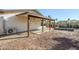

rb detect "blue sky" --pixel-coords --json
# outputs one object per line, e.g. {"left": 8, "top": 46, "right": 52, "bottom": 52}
{"left": 38, "top": 9, "right": 79, "bottom": 21}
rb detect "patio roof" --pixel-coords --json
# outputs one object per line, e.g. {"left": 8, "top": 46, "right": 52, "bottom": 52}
{"left": 16, "top": 12, "right": 55, "bottom": 21}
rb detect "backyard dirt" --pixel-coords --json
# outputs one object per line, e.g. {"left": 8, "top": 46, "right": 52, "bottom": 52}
{"left": 0, "top": 30, "right": 79, "bottom": 50}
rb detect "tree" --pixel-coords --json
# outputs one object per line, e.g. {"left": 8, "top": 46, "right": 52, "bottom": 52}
{"left": 48, "top": 15, "right": 52, "bottom": 27}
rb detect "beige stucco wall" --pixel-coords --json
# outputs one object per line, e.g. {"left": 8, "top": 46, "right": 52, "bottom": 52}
{"left": 0, "top": 10, "right": 42, "bottom": 35}
{"left": 5, "top": 15, "right": 41, "bottom": 33}
{"left": 0, "top": 17, "right": 4, "bottom": 35}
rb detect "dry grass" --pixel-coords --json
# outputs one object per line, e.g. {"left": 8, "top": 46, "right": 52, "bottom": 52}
{"left": 0, "top": 30, "right": 79, "bottom": 50}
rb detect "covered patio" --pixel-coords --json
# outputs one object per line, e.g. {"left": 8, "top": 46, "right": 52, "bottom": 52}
{"left": 16, "top": 12, "right": 55, "bottom": 37}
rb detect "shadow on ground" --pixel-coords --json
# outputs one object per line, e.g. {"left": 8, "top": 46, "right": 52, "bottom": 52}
{"left": 51, "top": 37, "right": 79, "bottom": 50}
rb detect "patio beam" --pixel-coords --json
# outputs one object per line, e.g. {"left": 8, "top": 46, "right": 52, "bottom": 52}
{"left": 28, "top": 14, "right": 54, "bottom": 21}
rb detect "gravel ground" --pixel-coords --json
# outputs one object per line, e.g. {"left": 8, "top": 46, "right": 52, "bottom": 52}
{"left": 0, "top": 30, "right": 79, "bottom": 50}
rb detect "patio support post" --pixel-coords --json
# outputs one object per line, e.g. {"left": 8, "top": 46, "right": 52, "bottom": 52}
{"left": 27, "top": 16, "right": 30, "bottom": 37}
{"left": 42, "top": 19, "right": 44, "bottom": 32}
{"left": 49, "top": 19, "right": 51, "bottom": 31}
{"left": 54, "top": 20, "right": 55, "bottom": 29}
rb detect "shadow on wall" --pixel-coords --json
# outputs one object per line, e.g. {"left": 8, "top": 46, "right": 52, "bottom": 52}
{"left": 51, "top": 37, "right": 79, "bottom": 50}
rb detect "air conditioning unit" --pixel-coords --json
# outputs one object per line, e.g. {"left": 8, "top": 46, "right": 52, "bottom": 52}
{"left": 6, "top": 28, "right": 16, "bottom": 35}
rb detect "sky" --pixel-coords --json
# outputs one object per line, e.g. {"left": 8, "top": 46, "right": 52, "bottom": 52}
{"left": 38, "top": 9, "right": 79, "bottom": 21}
{"left": 0, "top": 0, "right": 79, "bottom": 21}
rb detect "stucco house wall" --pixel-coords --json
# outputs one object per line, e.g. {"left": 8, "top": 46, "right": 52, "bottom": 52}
{"left": 0, "top": 10, "right": 42, "bottom": 35}
{"left": 5, "top": 15, "right": 41, "bottom": 33}
{"left": 0, "top": 17, "right": 4, "bottom": 35}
